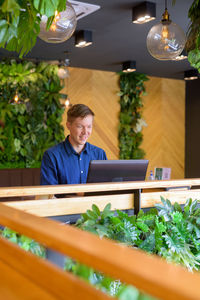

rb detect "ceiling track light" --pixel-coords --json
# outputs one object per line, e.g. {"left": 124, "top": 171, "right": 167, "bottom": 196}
{"left": 184, "top": 69, "right": 199, "bottom": 81}
{"left": 122, "top": 61, "right": 136, "bottom": 73}
{"left": 132, "top": 1, "right": 156, "bottom": 24}
{"left": 75, "top": 30, "right": 93, "bottom": 48}
{"left": 146, "top": 0, "right": 186, "bottom": 60}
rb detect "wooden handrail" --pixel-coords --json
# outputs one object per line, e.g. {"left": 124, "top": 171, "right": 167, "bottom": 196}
{"left": 1, "top": 203, "right": 200, "bottom": 300}
{"left": 0, "top": 236, "right": 112, "bottom": 300}
{"left": 0, "top": 178, "right": 200, "bottom": 197}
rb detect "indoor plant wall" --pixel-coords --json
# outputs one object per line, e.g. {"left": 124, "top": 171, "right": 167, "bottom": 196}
{"left": 0, "top": 59, "right": 65, "bottom": 169}
{"left": 118, "top": 71, "right": 148, "bottom": 159}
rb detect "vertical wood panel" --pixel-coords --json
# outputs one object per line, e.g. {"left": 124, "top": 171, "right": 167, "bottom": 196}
{"left": 61, "top": 68, "right": 185, "bottom": 179}
{"left": 142, "top": 77, "right": 185, "bottom": 179}
{"left": 61, "top": 67, "right": 120, "bottom": 159}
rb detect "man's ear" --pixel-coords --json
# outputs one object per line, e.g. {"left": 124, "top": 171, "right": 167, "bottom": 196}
{"left": 66, "top": 122, "right": 71, "bottom": 130}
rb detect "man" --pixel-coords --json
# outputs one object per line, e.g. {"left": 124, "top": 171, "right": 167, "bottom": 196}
{"left": 40, "top": 104, "right": 107, "bottom": 185}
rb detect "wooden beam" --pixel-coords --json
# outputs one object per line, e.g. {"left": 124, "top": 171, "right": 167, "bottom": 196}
{"left": 1, "top": 203, "right": 200, "bottom": 300}
{"left": 4, "top": 194, "right": 134, "bottom": 216}
{"left": 141, "top": 189, "right": 200, "bottom": 208}
{"left": 0, "top": 178, "right": 200, "bottom": 197}
{"left": 0, "top": 236, "right": 112, "bottom": 300}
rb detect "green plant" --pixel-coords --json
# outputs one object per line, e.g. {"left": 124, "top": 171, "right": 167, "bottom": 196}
{"left": 118, "top": 72, "right": 149, "bottom": 159}
{"left": 65, "top": 198, "right": 200, "bottom": 299}
{"left": 66, "top": 204, "right": 156, "bottom": 300}
{"left": 0, "top": 0, "right": 66, "bottom": 57}
{"left": 1, "top": 227, "right": 46, "bottom": 258}
{"left": 0, "top": 59, "right": 65, "bottom": 169}
{"left": 186, "top": 0, "right": 200, "bottom": 72}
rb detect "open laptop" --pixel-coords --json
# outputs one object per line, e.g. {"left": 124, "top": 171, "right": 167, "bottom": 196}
{"left": 87, "top": 159, "right": 149, "bottom": 183}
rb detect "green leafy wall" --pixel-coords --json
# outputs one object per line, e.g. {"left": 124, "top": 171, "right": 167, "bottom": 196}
{"left": 0, "top": 60, "right": 65, "bottom": 169}
{"left": 118, "top": 71, "right": 149, "bottom": 159}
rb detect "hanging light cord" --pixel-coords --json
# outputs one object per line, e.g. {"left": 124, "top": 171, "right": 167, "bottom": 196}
{"left": 165, "top": 0, "right": 167, "bottom": 10}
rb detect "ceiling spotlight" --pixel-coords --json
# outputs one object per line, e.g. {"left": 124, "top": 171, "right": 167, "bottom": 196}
{"left": 122, "top": 61, "right": 136, "bottom": 73}
{"left": 184, "top": 69, "right": 199, "bottom": 81}
{"left": 75, "top": 30, "right": 92, "bottom": 48}
{"left": 132, "top": 1, "right": 156, "bottom": 24}
{"left": 146, "top": 0, "right": 186, "bottom": 60}
{"left": 173, "top": 49, "right": 188, "bottom": 61}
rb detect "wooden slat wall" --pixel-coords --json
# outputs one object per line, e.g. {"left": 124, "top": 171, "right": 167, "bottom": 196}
{"left": 61, "top": 68, "right": 185, "bottom": 179}
{"left": 142, "top": 77, "right": 185, "bottom": 179}
{"left": 61, "top": 68, "right": 120, "bottom": 159}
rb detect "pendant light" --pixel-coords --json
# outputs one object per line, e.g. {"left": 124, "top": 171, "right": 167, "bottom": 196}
{"left": 146, "top": 0, "right": 186, "bottom": 60}
{"left": 39, "top": 2, "right": 77, "bottom": 43}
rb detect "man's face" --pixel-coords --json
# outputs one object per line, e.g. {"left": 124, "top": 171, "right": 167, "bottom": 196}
{"left": 67, "top": 115, "right": 93, "bottom": 146}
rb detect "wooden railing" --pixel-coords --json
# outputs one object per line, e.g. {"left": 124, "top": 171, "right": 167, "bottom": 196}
{"left": 1, "top": 179, "right": 200, "bottom": 216}
{"left": 1, "top": 179, "right": 200, "bottom": 299}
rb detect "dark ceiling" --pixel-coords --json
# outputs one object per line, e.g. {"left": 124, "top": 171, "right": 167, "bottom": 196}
{"left": 0, "top": 0, "right": 195, "bottom": 79}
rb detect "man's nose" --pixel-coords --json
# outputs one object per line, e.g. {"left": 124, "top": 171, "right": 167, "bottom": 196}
{"left": 82, "top": 127, "right": 86, "bottom": 134}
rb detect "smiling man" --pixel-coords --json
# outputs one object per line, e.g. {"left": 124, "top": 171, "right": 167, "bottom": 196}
{"left": 40, "top": 104, "right": 107, "bottom": 185}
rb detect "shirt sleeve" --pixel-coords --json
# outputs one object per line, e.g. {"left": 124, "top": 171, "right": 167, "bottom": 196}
{"left": 40, "top": 151, "right": 59, "bottom": 185}
{"left": 102, "top": 150, "right": 107, "bottom": 160}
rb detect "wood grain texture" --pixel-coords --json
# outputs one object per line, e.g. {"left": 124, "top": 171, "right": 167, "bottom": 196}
{"left": 4, "top": 194, "right": 134, "bottom": 216}
{"left": 0, "top": 236, "right": 112, "bottom": 300}
{"left": 142, "top": 77, "right": 185, "bottom": 179}
{"left": 61, "top": 67, "right": 120, "bottom": 159}
{"left": 1, "top": 203, "right": 200, "bottom": 300}
{"left": 61, "top": 68, "right": 185, "bottom": 179}
{"left": 0, "top": 179, "right": 200, "bottom": 197}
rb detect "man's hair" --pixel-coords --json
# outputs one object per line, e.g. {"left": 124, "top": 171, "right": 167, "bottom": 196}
{"left": 67, "top": 104, "right": 95, "bottom": 123}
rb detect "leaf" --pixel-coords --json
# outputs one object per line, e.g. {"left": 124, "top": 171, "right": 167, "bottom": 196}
{"left": 117, "top": 285, "right": 139, "bottom": 300}
{"left": 174, "top": 202, "right": 182, "bottom": 212}
{"left": 86, "top": 209, "right": 97, "bottom": 220}
{"left": 92, "top": 204, "right": 101, "bottom": 216}
{"left": 1, "top": 0, "right": 20, "bottom": 13}
{"left": 136, "top": 221, "right": 149, "bottom": 233}
{"left": 101, "top": 203, "right": 113, "bottom": 218}
{"left": 33, "top": 0, "right": 60, "bottom": 17}
{"left": 14, "top": 138, "right": 21, "bottom": 152}
{"left": 139, "top": 233, "right": 155, "bottom": 253}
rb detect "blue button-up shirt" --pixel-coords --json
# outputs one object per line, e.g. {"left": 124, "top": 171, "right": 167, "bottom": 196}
{"left": 40, "top": 136, "right": 107, "bottom": 185}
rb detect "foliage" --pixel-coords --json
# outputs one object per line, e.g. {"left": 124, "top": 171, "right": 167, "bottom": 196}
{"left": 66, "top": 204, "right": 155, "bottom": 300}
{"left": 65, "top": 198, "right": 200, "bottom": 299}
{"left": 0, "top": 0, "right": 66, "bottom": 57}
{"left": 0, "top": 59, "right": 65, "bottom": 169}
{"left": 118, "top": 71, "right": 149, "bottom": 159}
{"left": 185, "top": 0, "right": 200, "bottom": 72}
{"left": 1, "top": 227, "right": 46, "bottom": 258}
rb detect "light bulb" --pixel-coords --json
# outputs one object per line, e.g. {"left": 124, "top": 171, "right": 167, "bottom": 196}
{"left": 146, "top": 7, "right": 186, "bottom": 60}
{"left": 14, "top": 94, "right": 19, "bottom": 103}
{"left": 65, "top": 99, "right": 70, "bottom": 107}
{"left": 57, "top": 67, "right": 69, "bottom": 79}
{"left": 39, "top": 2, "right": 77, "bottom": 43}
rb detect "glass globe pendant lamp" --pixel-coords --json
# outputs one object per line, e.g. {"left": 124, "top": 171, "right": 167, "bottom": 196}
{"left": 146, "top": 0, "right": 186, "bottom": 60}
{"left": 39, "top": 2, "right": 77, "bottom": 43}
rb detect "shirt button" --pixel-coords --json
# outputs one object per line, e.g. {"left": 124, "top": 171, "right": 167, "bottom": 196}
{"left": 81, "top": 171, "right": 83, "bottom": 174}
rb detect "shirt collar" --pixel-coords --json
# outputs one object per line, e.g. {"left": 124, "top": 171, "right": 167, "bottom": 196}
{"left": 64, "top": 135, "right": 89, "bottom": 155}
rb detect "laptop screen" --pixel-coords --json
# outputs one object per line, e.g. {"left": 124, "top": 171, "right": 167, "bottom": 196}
{"left": 87, "top": 159, "right": 149, "bottom": 183}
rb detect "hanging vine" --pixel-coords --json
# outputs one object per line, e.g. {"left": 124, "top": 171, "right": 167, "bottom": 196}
{"left": 118, "top": 72, "right": 149, "bottom": 159}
